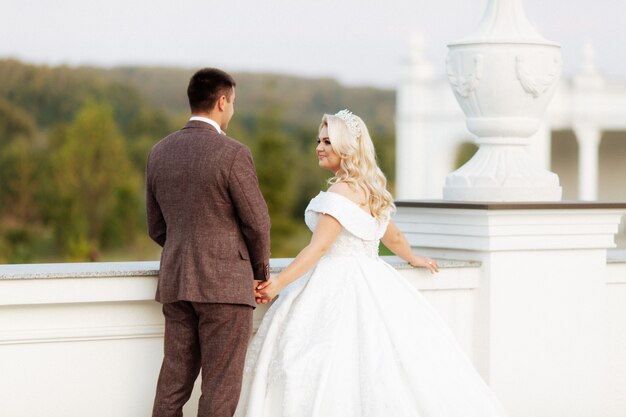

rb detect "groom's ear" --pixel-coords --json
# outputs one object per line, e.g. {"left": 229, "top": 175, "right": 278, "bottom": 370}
{"left": 216, "top": 94, "right": 227, "bottom": 112}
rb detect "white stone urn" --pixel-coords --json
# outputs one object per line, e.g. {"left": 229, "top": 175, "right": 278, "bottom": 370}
{"left": 443, "top": 0, "right": 562, "bottom": 201}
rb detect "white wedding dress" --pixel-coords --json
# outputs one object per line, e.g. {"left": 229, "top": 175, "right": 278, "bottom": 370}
{"left": 234, "top": 191, "right": 508, "bottom": 417}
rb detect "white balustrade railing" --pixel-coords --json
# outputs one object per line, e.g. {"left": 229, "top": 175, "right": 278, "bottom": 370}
{"left": 2, "top": 251, "right": 626, "bottom": 416}
{"left": 0, "top": 258, "right": 480, "bottom": 417}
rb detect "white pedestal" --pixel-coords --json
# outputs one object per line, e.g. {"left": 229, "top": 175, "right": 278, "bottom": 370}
{"left": 394, "top": 201, "right": 626, "bottom": 417}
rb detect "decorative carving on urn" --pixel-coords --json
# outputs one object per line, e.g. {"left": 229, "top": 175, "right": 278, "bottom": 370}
{"left": 446, "top": 54, "right": 484, "bottom": 98}
{"left": 516, "top": 55, "right": 562, "bottom": 98}
{"left": 443, "top": 0, "right": 563, "bottom": 202}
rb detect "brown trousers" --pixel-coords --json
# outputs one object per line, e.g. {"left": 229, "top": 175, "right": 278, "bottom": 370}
{"left": 152, "top": 301, "right": 253, "bottom": 417}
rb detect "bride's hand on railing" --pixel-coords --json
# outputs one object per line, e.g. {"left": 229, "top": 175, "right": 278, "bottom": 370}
{"left": 410, "top": 256, "right": 440, "bottom": 274}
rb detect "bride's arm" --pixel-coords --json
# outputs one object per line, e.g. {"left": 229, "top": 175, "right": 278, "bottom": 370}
{"left": 255, "top": 214, "right": 343, "bottom": 303}
{"left": 381, "top": 221, "right": 439, "bottom": 273}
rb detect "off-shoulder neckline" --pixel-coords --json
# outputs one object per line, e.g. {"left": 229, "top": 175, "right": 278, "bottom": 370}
{"left": 319, "top": 191, "right": 376, "bottom": 220}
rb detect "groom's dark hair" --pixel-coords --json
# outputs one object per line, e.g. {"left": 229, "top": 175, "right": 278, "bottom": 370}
{"left": 187, "top": 68, "right": 236, "bottom": 113}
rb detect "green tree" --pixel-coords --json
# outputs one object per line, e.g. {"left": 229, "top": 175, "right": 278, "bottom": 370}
{"left": 0, "top": 98, "right": 37, "bottom": 200}
{"left": 47, "top": 101, "right": 141, "bottom": 260}
{"left": 0, "top": 99, "right": 42, "bottom": 262}
{"left": 0, "top": 59, "right": 401, "bottom": 262}
{"left": 253, "top": 105, "right": 301, "bottom": 257}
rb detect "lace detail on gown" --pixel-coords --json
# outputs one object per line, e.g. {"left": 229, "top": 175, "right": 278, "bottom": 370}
{"left": 235, "top": 191, "right": 509, "bottom": 417}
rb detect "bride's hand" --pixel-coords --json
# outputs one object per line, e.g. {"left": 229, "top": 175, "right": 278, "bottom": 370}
{"left": 255, "top": 277, "right": 282, "bottom": 304}
{"left": 410, "top": 256, "right": 440, "bottom": 274}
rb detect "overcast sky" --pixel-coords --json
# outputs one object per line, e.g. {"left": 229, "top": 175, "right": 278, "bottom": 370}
{"left": 2, "top": 0, "right": 625, "bottom": 88}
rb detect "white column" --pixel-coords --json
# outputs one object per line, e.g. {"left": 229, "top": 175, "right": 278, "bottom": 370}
{"left": 572, "top": 42, "right": 604, "bottom": 202}
{"left": 574, "top": 124, "right": 601, "bottom": 200}
{"left": 395, "top": 34, "right": 434, "bottom": 200}
{"left": 395, "top": 104, "right": 423, "bottom": 199}
{"left": 427, "top": 124, "right": 468, "bottom": 199}
{"left": 395, "top": 203, "right": 626, "bottom": 417}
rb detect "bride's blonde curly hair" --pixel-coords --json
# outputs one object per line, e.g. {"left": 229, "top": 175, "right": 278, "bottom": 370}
{"left": 321, "top": 110, "right": 395, "bottom": 221}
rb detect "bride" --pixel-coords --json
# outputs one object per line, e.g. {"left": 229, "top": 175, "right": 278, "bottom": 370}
{"left": 234, "top": 110, "right": 508, "bottom": 417}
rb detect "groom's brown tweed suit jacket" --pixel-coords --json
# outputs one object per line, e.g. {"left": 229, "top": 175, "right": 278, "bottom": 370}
{"left": 146, "top": 120, "right": 271, "bottom": 307}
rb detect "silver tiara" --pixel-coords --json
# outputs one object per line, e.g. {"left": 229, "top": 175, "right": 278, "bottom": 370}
{"left": 334, "top": 109, "right": 362, "bottom": 140}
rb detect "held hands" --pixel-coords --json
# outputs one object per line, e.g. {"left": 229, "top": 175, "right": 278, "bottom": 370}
{"left": 409, "top": 255, "right": 440, "bottom": 274}
{"left": 254, "top": 277, "right": 283, "bottom": 304}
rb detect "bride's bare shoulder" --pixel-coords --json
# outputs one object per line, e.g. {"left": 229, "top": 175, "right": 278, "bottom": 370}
{"left": 327, "top": 182, "right": 366, "bottom": 206}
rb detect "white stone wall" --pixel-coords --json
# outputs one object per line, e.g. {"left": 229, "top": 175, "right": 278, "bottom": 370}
{"left": 0, "top": 264, "right": 163, "bottom": 417}
{"left": 395, "top": 203, "right": 626, "bottom": 417}
{"left": 2, "top": 253, "right": 625, "bottom": 416}
{"left": 0, "top": 260, "right": 481, "bottom": 417}
{"left": 607, "top": 258, "right": 626, "bottom": 416}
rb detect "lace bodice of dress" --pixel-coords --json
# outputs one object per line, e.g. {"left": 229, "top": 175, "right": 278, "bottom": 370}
{"left": 304, "top": 191, "right": 389, "bottom": 258}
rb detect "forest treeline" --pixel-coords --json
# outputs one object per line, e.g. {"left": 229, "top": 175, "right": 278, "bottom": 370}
{"left": 0, "top": 59, "right": 396, "bottom": 263}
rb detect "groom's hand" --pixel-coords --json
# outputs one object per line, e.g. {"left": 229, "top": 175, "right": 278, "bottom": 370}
{"left": 255, "top": 278, "right": 280, "bottom": 304}
{"left": 253, "top": 280, "right": 265, "bottom": 303}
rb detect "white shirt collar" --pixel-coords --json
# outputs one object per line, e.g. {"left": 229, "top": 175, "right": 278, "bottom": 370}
{"left": 189, "top": 116, "right": 222, "bottom": 134}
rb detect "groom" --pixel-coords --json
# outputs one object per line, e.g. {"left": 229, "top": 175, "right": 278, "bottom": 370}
{"left": 146, "top": 68, "right": 271, "bottom": 417}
